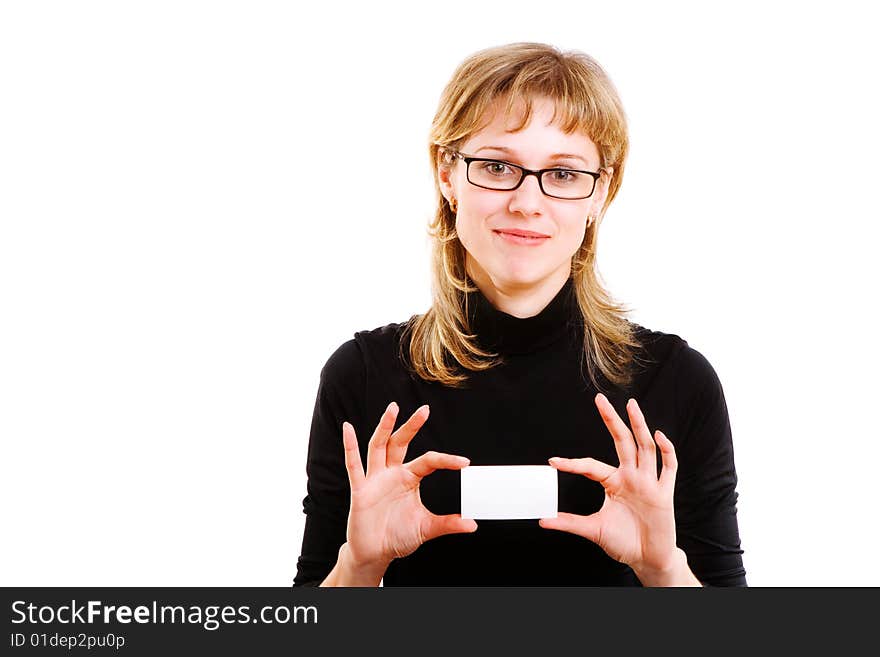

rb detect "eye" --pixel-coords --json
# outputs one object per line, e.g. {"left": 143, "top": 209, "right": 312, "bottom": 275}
{"left": 548, "top": 169, "right": 581, "bottom": 184}
{"left": 479, "top": 161, "right": 516, "bottom": 176}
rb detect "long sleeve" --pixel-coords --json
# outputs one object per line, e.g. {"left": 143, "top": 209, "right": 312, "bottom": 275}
{"left": 293, "top": 339, "right": 368, "bottom": 587}
{"left": 671, "top": 345, "right": 747, "bottom": 586}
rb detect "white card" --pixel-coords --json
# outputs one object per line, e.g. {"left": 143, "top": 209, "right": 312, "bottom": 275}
{"left": 460, "top": 465, "right": 558, "bottom": 520}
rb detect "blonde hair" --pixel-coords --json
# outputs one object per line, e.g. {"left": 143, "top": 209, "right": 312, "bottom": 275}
{"left": 401, "top": 42, "right": 647, "bottom": 391}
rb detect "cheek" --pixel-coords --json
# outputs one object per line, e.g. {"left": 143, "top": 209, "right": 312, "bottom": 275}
{"left": 550, "top": 212, "right": 589, "bottom": 257}
{"left": 454, "top": 211, "right": 481, "bottom": 254}
{"left": 454, "top": 196, "right": 498, "bottom": 245}
{"left": 563, "top": 217, "right": 589, "bottom": 250}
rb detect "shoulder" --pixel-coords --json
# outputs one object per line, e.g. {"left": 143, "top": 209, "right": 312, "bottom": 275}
{"left": 353, "top": 320, "right": 410, "bottom": 355}
{"left": 630, "top": 323, "right": 723, "bottom": 395}
{"left": 630, "top": 324, "right": 732, "bottom": 455}
{"left": 321, "top": 319, "right": 413, "bottom": 381}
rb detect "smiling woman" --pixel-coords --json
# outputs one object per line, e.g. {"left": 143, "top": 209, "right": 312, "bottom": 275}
{"left": 293, "top": 42, "right": 746, "bottom": 587}
{"left": 437, "top": 97, "right": 609, "bottom": 319}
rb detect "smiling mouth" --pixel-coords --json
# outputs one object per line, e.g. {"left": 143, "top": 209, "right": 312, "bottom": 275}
{"left": 494, "top": 230, "right": 549, "bottom": 240}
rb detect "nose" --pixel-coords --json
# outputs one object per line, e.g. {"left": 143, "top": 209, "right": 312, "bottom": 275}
{"left": 507, "top": 172, "right": 544, "bottom": 216}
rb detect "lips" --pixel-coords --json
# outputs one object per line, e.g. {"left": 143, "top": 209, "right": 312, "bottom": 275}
{"left": 493, "top": 229, "right": 550, "bottom": 246}
{"left": 493, "top": 229, "right": 550, "bottom": 238}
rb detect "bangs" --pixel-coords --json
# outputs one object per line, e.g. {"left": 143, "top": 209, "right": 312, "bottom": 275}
{"left": 453, "top": 54, "right": 625, "bottom": 167}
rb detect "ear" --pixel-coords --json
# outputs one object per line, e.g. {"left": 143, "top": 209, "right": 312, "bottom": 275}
{"left": 437, "top": 153, "right": 458, "bottom": 205}
{"left": 589, "top": 166, "right": 614, "bottom": 214}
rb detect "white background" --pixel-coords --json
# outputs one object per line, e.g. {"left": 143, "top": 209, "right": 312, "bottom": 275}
{"left": 2, "top": 1, "right": 878, "bottom": 586}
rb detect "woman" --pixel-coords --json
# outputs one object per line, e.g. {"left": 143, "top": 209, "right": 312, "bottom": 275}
{"left": 294, "top": 42, "right": 746, "bottom": 586}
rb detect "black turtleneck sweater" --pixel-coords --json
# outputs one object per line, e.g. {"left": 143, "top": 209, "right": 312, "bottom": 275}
{"left": 294, "top": 277, "right": 746, "bottom": 586}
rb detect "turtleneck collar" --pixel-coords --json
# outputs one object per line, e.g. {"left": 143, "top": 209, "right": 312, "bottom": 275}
{"left": 465, "top": 276, "right": 580, "bottom": 356}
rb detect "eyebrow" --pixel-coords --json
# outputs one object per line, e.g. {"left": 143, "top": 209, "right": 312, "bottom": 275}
{"left": 473, "top": 145, "right": 590, "bottom": 166}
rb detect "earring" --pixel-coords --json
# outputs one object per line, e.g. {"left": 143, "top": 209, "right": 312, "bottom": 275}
{"left": 450, "top": 198, "right": 458, "bottom": 213}
{"left": 586, "top": 215, "right": 595, "bottom": 228}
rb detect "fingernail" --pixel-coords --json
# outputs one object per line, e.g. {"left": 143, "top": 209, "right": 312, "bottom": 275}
{"left": 387, "top": 401, "right": 398, "bottom": 412}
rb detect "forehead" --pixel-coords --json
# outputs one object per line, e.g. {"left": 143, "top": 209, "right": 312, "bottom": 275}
{"left": 464, "top": 96, "right": 599, "bottom": 163}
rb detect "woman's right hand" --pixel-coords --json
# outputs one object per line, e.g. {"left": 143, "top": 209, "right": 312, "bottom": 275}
{"left": 341, "top": 401, "right": 477, "bottom": 574}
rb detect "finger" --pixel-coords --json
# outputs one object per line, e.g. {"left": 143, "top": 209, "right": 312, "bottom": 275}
{"left": 387, "top": 404, "right": 430, "bottom": 467}
{"left": 424, "top": 513, "right": 478, "bottom": 541}
{"left": 341, "top": 421, "right": 366, "bottom": 492}
{"left": 366, "top": 402, "right": 398, "bottom": 477}
{"left": 404, "top": 450, "right": 470, "bottom": 480}
{"left": 655, "top": 430, "right": 678, "bottom": 491}
{"left": 626, "top": 398, "right": 657, "bottom": 475}
{"left": 548, "top": 456, "right": 615, "bottom": 484}
{"left": 539, "top": 512, "right": 601, "bottom": 544}
{"left": 594, "top": 393, "right": 636, "bottom": 467}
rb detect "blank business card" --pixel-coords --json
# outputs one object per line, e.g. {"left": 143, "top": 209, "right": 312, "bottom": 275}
{"left": 460, "top": 465, "right": 558, "bottom": 520}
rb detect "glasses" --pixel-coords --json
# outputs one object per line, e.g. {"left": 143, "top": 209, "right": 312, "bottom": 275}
{"left": 444, "top": 149, "right": 604, "bottom": 200}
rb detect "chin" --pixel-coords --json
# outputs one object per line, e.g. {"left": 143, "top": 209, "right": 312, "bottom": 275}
{"left": 488, "top": 267, "right": 548, "bottom": 289}
{"left": 467, "top": 247, "right": 556, "bottom": 289}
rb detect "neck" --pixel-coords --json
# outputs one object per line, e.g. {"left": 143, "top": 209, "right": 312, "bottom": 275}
{"left": 465, "top": 256, "right": 572, "bottom": 318}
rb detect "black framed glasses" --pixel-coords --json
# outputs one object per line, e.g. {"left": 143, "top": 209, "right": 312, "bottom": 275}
{"left": 444, "top": 149, "right": 603, "bottom": 200}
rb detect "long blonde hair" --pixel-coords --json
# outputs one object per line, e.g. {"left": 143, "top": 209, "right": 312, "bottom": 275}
{"left": 401, "top": 42, "right": 647, "bottom": 391}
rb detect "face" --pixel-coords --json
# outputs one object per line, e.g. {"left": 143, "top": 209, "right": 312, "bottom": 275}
{"left": 439, "top": 95, "right": 612, "bottom": 294}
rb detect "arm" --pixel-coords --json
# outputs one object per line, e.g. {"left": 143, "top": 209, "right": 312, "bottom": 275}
{"left": 293, "top": 340, "right": 367, "bottom": 587}
{"left": 294, "top": 340, "right": 476, "bottom": 587}
{"left": 671, "top": 346, "right": 746, "bottom": 587}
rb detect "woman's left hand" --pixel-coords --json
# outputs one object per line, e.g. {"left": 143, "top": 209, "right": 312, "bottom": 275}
{"left": 539, "top": 393, "right": 685, "bottom": 581}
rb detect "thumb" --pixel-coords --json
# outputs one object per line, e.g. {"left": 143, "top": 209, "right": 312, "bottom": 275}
{"left": 424, "top": 513, "right": 478, "bottom": 540}
{"left": 539, "top": 511, "right": 601, "bottom": 543}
